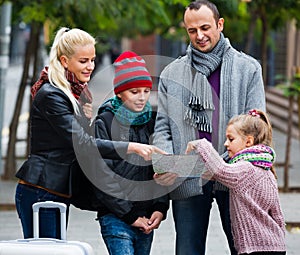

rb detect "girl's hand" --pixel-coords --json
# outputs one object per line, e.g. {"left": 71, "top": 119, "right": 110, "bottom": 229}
{"left": 185, "top": 139, "right": 202, "bottom": 154}
{"left": 202, "top": 170, "right": 215, "bottom": 180}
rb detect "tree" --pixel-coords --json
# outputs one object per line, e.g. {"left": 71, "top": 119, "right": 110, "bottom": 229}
{"left": 3, "top": 0, "right": 299, "bottom": 179}
{"left": 276, "top": 68, "right": 300, "bottom": 191}
{"left": 1, "top": 0, "right": 192, "bottom": 179}
{"left": 2, "top": 21, "right": 43, "bottom": 180}
{"left": 242, "top": 0, "right": 300, "bottom": 85}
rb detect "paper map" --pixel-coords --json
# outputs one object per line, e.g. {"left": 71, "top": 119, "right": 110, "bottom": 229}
{"left": 152, "top": 154, "right": 205, "bottom": 177}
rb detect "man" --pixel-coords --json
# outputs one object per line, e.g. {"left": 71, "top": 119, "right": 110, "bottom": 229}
{"left": 153, "top": 1, "right": 266, "bottom": 254}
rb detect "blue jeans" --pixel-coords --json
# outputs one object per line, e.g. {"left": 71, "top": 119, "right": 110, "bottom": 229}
{"left": 172, "top": 181, "right": 237, "bottom": 255}
{"left": 99, "top": 214, "right": 154, "bottom": 255}
{"left": 15, "top": 183, "right": 70, "bottom": 239}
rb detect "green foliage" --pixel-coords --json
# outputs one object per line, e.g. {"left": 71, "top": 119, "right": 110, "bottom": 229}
{"left": 8, "top": 0, "right": 191, "bottom": 44}
{"left": 222, "top": 2, "right": 250, "bottom": 44}
{"left": 213, "top": 0, "right": 239, "bottom": 17}
{"left": 276, "top": 72, "right": 300, "bottom": 97}
{"left": 5, "top": 0, "right": 300, "bottom": 57}
{"left": 246, "top": 0, "right": 300, "bottom": 30}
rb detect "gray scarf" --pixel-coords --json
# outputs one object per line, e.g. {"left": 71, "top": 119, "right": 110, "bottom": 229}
{"left": 184, "top": 33, "right": 226, "bottom": 132}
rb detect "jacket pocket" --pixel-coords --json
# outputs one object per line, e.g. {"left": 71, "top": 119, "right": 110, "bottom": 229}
{"left": 16, "top": 154, "right": 72, "bottom": 195}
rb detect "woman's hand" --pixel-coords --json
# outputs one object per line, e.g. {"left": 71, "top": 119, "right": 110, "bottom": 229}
{"left": 82, "top": 103, "right": 93, "bottom": 119}
{"left": 127, "top": 143, "right": 167, "bottom": 161}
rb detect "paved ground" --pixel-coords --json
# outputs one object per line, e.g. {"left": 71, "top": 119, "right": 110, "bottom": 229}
{"left": 1, "top": 58, "right": 300, "bottom": 254}
{"left": 1, "top": 184, "right": 300, "bottom": 255}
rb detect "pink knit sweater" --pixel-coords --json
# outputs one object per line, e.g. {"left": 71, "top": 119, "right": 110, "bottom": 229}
{"left": 195, "top": 139, "right": 286, "bottom": 254}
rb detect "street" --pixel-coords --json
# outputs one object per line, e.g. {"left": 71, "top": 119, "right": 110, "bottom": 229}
{"left": 1, "top": 55, "right": 300, "bottom": 254}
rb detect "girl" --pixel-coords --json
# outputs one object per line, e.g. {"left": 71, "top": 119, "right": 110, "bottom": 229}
{"left": 93, "top": 51, "right": 169, "bottom": 255}
{"left": 15, "top": 28, "right": 163, "bottom": 239}
{"left": 186, "top": 109, "right": 286, "bottom": 255}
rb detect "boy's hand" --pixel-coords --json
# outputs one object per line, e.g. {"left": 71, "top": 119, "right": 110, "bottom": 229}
{"left": 132, "top": 217, "right": 152, "bottom": 234}
{"left": 148, "top": 211, "right": 164, "bottom": 230}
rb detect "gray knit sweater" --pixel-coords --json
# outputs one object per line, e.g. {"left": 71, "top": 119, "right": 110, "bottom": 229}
{"left": 153, "top": 39, "right": 266, "bottom": 199}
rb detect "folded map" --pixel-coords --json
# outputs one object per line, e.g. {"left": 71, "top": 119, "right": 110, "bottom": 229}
{"left": 152, "top": 154, "right": 205, "bottom": 177}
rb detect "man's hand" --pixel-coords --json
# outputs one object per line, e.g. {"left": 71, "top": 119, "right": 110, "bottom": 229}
{"left": 153, "top": 172, "right": 178, "bottom": 186}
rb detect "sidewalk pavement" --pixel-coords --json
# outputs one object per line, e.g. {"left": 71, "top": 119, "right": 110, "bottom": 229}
{"left": 1, "top": 127, "right": 300, "bottom": 255}
{"left": 1, "top": 181, "right": 300, "bottom": 255}
{"left": 1, "top": 61, "right": 300, "bottom": 254}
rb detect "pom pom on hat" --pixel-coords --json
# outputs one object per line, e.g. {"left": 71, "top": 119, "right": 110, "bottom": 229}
{"left": 113, "top": 51, "right": 152, "bottom": 94}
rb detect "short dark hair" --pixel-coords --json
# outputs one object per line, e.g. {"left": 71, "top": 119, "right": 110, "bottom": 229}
{"left": 186, "top": 0, "right": 220, "bottom": 25}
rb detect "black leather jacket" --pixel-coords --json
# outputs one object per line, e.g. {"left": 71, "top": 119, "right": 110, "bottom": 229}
{"left": 92, "top": 107, "right": 169, "bottom": 225}
{"left": 15, "top": 83, "right": 129, "bottom": 196}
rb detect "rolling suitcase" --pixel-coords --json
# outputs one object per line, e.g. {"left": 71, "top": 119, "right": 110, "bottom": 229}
{"left": 0, "top": 201, "right": 95, "bottom": 255}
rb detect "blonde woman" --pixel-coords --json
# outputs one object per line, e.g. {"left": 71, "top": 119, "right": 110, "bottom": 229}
{"left": 15, "top": 27, "right": 163, "bottom": 239}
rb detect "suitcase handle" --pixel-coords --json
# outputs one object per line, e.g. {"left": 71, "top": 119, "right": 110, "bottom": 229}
{"left": 32, "top": 201, "right": 67, "bottom": 240}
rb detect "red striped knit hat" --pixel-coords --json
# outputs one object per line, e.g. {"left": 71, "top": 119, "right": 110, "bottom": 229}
{"left": 113, "top": 51, "right": 152, "bottom": 94}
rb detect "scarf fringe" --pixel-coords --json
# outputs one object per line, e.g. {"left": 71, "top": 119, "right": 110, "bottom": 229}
{"left": 184, "top": 93, "right": 215, "bottom": 132}
{"left": 184, "top": 108, "right": 213, "bottom": 133}
{"left": 188, "top": 96, "right": 215, "bottom": 110}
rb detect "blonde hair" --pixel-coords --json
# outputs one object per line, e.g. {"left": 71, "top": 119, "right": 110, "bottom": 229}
{"left": 48, "top": 27, "right": 96, "bottom": 114}
{"left": 228, "top": 109, "right": 277, "bottom": 178}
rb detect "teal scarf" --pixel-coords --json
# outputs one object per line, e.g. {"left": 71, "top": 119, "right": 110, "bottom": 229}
{"left": 102, "top": 96, "right": 152, "bottom": 126}
{"left": 228, "top": 144, "right": 276, "bottom": 170}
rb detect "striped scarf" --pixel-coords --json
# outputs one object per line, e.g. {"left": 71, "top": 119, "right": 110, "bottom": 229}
{"left": 31, "top": 66, "right": 93, "bottom": 105}
{"left": 228, "top": 144, "right": 276, "bottom": 170}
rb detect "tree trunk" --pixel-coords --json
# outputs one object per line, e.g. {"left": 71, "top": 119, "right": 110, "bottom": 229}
{"left": 244, "top": 11, "right": 257, "bottom": 54}
{"left": 260, "top": 10, "right": 268, "bottom": 86}
{"left": 298, "top": 95, "right": 300, "bottom": 144}
{"left": 2, "top": 22, "right": 40, "bottom": 180}
{"left": 26, "top": 23, "right": 44, "bottom": 156}
{"left": 283, "top": 95, "right": 294, "bottom": 192}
